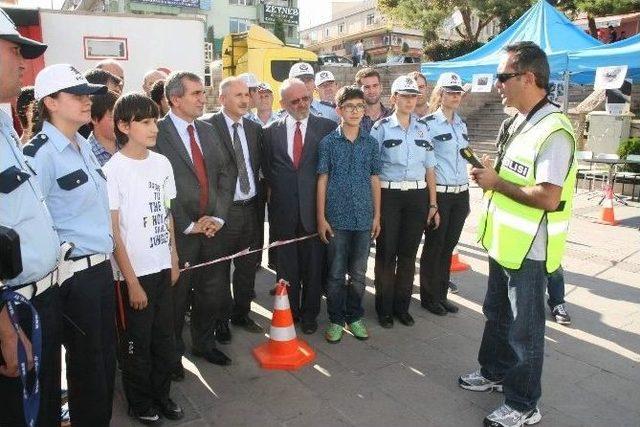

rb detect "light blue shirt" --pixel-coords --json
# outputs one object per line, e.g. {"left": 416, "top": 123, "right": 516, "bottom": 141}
{"left": 223, "top": 111, "right": 257, "bottom": 201}
{"left": 24, "top": 121, "right": 112, "bottom": 257}
{"left": 311, "top": 100, "right": 340, "bottom": 123}
{"left": 369, "top": 112, "right": 436, "bottom": 182}
{"left": 0, "top": 111, "right": 58, "bottom": 291}
{"left": 422, "top": 108, "right": 469, "bottom": 186}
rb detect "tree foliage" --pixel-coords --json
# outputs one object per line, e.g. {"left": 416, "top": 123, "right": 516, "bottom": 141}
{"left": 555, "top": 0, "right": 640, "bottom": 36}
{"left": 378, "top": 0, "right": 535, "bottom": 43}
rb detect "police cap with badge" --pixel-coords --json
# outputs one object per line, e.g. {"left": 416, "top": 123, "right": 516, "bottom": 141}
{"left": 391, "top": 75, "right": 421, "bottom": 95}
{"left": 436, "top": 72, "right": 464, "bottom": 93}
{"left": 289, "top": 62, "right": 315, "bottom": 80}
{"left": 315, "top": 70, "right": 335, "bottom": 87}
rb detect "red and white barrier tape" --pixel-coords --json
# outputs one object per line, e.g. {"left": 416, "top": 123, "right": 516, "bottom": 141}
{"left": 180, "top": 233, "right": 319, "bottom": 272}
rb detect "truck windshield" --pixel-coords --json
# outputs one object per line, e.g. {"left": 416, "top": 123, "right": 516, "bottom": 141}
{"left": 271, "top": 60, "right": 319, "bottom": 82}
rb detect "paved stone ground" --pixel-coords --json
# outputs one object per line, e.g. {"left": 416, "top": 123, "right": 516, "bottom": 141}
{"left": 110, "top": 186, "right": 640, "bottom": 426}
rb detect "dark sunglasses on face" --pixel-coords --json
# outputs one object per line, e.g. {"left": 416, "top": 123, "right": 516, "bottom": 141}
{"left": 290, "top": 96, "right": 311, "bottom": 106}
{"left": 496, "top": 72, "right": 524, "bottom": 83}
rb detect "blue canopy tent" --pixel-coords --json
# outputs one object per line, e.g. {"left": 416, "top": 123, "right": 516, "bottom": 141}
{"left": 420, "top": 0, "right": 602, "bottom": 81}
{"left": 567, "top": 34, "right": 640, "bottom": 82}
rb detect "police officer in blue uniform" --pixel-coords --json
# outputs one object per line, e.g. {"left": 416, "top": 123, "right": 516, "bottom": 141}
{"left": 419, "top": 72, "right": 471, "bottom": 316}
{"left": 289, "top": 62, "right": 340, "bottom": 123}
{"left": 23, "top": 64, "right": 115, "bottom": 427}
{"left": 370, "top": 76, "right": 439, "bottom": 328}
{"left": 314, "top": 70, "right": 340, "bottom": 123}
{"left": 0, "top": 12, "right": 62, "bottom": 426}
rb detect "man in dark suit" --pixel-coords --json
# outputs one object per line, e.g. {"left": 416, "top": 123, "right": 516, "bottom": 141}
{"left": 262, "top": 78, "right": 337, "bottom": 334}
{"left": 154, "top": 71, "right": 235, "bottom": 376}
{"left": 202, "top": 77, "right": 264, "bottom": 343}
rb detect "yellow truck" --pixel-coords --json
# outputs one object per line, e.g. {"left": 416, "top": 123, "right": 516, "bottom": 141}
{"left": 222, "top": 25, "right": 317, "bottom": 108}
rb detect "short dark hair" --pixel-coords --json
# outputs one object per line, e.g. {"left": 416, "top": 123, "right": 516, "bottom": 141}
{"left": 355, "top": 67, "right": 380, "bottom": 85}
{"left": 113, "top": 93, "right": 159, "bottom": 145}
{"left": 165, "top": 71, "right": 201, "bottom": 107}
{"left": 90, "top": 90, "right": 119, "bottom": 122}
{"left": 16, "top": 86, "right": 35, "bottom": 129}
{"left": 149, "top": 79, "right": 166, "bottom": 106}
{"left": 335, "top": 85, "right": 365, "bottom": 106}
{"left": 504, "top": 41, "right": 550, "bottom": 90}
{"left": 407, "top": 71, "right": 427, "bottom": 86}
{"left": 84, "top": 68, "right": 122, "bottom": 87}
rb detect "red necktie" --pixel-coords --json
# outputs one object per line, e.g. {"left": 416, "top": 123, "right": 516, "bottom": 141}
{"left": 187, "top": 124, "right": 209, "bottom": 214}
{"left": 293, "top": 121, "right": 303, "bottom": 169}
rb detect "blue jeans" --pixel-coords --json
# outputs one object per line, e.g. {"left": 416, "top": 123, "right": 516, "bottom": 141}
{"left": 547, "top": 266, "right": 565, "bottom": 308}
{"left": 478, "top": 258, "right": 547, "bottom": 412}
{"left": 326, "top": 229, "right": 371, "bottom": 325}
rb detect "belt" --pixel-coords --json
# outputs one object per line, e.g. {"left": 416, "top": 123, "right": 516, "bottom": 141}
{"left": 436, "top": 184, "right": 469, "bottom": 194}
{"left": 380, "top": 180, "right": 427, "bottom": 191}
{"left": 59, "top": 253, "right": 109, "bottom": 285}
{"left": 233, "top": 197, "right": 256, "bottom": 206}
{"left": 22, "top": 268, "right": 58, "bottom": 299}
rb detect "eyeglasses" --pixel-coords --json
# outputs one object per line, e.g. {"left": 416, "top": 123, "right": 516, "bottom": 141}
{"left": 289, "top": 96, "right": 311, "bottom": 106}
{"left": 496, "top": 72, "right": 524, "bottom": 83}
{"left": 340, "top": 104, "right": 366, "bottom": 113}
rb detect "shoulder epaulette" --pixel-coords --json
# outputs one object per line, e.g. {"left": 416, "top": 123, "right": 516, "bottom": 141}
{"left": 372, "top": 117, "right": 389, "bottom": 130}
{"left": 320, "top": 101, "right": 336, "bottom": 108}
{"left": 421, "top": 114, "right": 436, "bottom": 122}
{"left": 23, "top": 133, "right": 49, "bottom": 157}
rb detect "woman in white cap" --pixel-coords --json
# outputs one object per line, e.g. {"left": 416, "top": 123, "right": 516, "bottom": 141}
{"left": 23, "top": 64, "right": 115, "bottom": 427}
{"left": 369, "top": 75, "right": 439, "bottom": 329}
{"left": 418, "top": 72, "right": 470, "bottom": 316}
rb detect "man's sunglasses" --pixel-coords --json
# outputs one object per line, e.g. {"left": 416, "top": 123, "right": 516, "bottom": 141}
{"left": 496, "top": 72, "right": 524, "bottom": 83}
{"left": 290, "top": 96, "right": 311, "bottom": 106}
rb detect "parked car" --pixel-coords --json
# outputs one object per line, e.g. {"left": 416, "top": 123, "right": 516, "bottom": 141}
{"left": 318, "top": 54, "right": 353, "bottom": 67}
{"left": 381, "top": 55, "right": 421, "bottom": 65}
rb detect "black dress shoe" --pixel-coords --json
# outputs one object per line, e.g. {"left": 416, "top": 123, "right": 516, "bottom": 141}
{"left": 441, "top": 299, "right": 459, "bottom": 313}
{"left": 156, "top": 398, "right": 184, "bottom": 420}
{"left": 301, "top": 320, "right": 318, "bottom": 334}
{"left": 231, "top": 315, "right": 264, "bottom": 333}
{"left": 192, "top": 347, "right": 232, "bottom": 366}
{"left": 378, "top": 315, "right": 394, "bottom": 328}
{"left": 395, "top": 312, "right": 415, "bottom": 326}
{"left": 422, "top": 301, "right": 447, "bottom": 316}
{"left": 215, "top": 320, "right": 232, "bottom": 344}
{"left": 170, "top": 363, "right": 185, "bottom": 382}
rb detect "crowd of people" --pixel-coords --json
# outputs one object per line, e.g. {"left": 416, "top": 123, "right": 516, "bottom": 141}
{"left": 1, "top": 7, "right": 578, "bottom": 427}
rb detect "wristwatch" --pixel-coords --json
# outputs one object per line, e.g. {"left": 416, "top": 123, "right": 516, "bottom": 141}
{"left": 429, "top": 204, "right": 438, "bottom": 209}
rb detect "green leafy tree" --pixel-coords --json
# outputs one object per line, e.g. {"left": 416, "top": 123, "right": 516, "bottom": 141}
{"left": 555, "top": 0, "right": 640, "bottom": 37}
{"left": 273, "top": 17, "right": 286, "bottom": 44}
{"left": 378, "top": 0, "right": 535, "bottom": 43}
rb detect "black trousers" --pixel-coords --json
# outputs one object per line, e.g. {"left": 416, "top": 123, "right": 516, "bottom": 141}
{"left": 276, "top": 223, "right": 325, "bottom": 323}
{"left": 419, "top": 191, "right": 470, "bottom": 304}
{"left": 374, "top": 188, "right": 428, "bottom": 317}
{"left": 0, "top": 286, "right": 61, "bottom": 427}
{"left": 60, "top": 261, "right": 115, "bottom": 427}
{"left": 118, "top": 269, "right": 174, "bottom": 413}
{"left": 205, "top": 202, "right": 259, "bottom": 323}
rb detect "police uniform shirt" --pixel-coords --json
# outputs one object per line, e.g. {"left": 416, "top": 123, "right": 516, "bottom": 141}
{"left": 369, "top": 112, "right": 436, "bottom": 182}
{"left": 247, "top": 110, "right": 279, "bottom": 127}
{"left": 23, "top": 121, "right": 112, "bottom": 257}
{"left": 311, "top": 99, "right": 340, "bottom": 123}
{"left": 422, "top": 108, "right": 469, "bottom": 186}
{"left": 0, "top": 110, "right": 58, "bottom": 292}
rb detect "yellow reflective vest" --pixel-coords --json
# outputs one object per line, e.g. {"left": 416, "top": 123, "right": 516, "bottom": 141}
{"left": 477, "top": 112, "right": 576, "bottom": 273}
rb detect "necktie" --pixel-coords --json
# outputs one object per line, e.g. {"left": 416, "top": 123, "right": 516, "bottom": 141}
{"left": 293, "top": 121, "right": 303, "bottom": 169}
{"left": 231, "top": 123, "right": 251, "bottom": 195}
{"left": 187, "top": 124, "right": 209, "bottom": 214}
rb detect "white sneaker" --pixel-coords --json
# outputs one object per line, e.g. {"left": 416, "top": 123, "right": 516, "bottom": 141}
{"left": 458, "top": 369, "right": 503, "bottom": 392}
{"left": 484, "top": 403, "right": 542, "bottom": 427}
{"left": 551, "top": 304, "right": 571, "bottom": 325}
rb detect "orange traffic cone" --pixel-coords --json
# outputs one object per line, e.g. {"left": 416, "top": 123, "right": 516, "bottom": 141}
{"left": 450, "top": 247, "right": 470, "bottom": 272}
{"left": 600, "top": 186, "right": 617, "bottom": 225}
{"left": 253, "top": 280, "right": 315, "bottom": 370}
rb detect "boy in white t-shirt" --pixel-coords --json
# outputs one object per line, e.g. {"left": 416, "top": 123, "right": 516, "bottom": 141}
{"left": 104, "top": 93, "right": 183, "bottom": 424}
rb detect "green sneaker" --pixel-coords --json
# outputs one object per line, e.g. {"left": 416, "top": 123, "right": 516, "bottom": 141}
{"left": 325, "top": 323, "right": 343, "bottom": 343}
{"left": 348, "top": 319, "right": 369, "bottom": 340}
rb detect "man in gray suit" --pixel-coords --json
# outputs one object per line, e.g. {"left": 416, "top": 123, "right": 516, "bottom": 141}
{"left": 155, "top": 71, "right": 235, "bottom": 376}
{"left": 262, "top": 78, "right": 337, "bottom": 334}
{"left": 202, "top": 77, "right": 264, "bottom": 344}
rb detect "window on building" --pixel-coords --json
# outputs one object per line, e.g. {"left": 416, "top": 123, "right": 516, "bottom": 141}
{"left": 366, "top": 14, "right": 375, "bottom": 25}
{"left": 324, "top": 28, "right": 329, "bottom": 38}
{"left": 229, "top": 0, "right": 255, "bottom": 5}
{"left": 338, "top": 23, "right": 344, "bottom": 33}
{"left": 230, "top": 18, "right": 252, "bottom": 33}
{"left": 288, "top": 26, "right": 295, "bottom": 38}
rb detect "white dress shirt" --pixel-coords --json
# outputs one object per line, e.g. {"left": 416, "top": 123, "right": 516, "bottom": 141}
{"left": 222, "top": 111, "right": 257, "bottom": 201}
{"left": 168, "top": 110, "right": 224, "bottom": 233}
{"left": 285, "top": 115, "right": 309, "bottom": 162}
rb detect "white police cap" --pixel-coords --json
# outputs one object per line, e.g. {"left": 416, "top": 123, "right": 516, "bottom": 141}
{"left": 256, "top": 82, "right": 272, "bottom": 93}
{"left": 289, "top": 62, "right": 314, "bottom": 79}
{"left": 315, "top": 70, "right": 335, "bottom": 86}
{"left": 436, "top": 72, "right": 464, "bottom": 92}
{"left": 0, "top": 8, "right": 47, "bottom": 59}
{"left": 238, "top": 72, "right": 259, "bottom": 88}
{"left": 391, "top": 75, "right": 420, "bottom": 95}
{"left": 35, "top": 64, "right": 107, "bottom": 101}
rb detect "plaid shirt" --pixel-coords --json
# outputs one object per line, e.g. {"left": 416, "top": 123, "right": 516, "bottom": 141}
{"left": 88, "top": 133, "right": 114, "bottom": 166}
{"left": 360, "top": 103, "right": 392, "bottom": 135}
